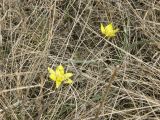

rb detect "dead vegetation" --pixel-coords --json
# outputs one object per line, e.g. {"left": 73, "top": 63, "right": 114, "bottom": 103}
{"left": 0, "top": 0, "right": 160, "bottom": 120}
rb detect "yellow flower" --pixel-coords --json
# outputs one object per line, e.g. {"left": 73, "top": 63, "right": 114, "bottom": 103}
{"left": 48, "top": 65, "right": 73, "bottom": 88}
{"left": 100, "top": 23, "right": 119, "bottom": 37}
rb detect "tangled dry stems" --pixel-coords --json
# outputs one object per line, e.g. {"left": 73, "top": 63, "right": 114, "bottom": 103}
{"left": 0, "top": 0, "right": 160, "bottom": 120}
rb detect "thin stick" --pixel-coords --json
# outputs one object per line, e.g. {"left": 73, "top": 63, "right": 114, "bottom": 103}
{"left": 0, "top": 84, "right": 41, "bottom": 94}
{"left": 94, "top": 66, "right": 119, "bottom": 120}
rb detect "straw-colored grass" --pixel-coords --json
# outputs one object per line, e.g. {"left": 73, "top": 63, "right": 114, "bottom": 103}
{"left": 0, "top": 0, "right": 160, "bottom": 120}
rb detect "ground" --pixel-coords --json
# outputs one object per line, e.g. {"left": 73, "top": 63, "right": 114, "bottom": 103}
{"left": 0, "top": 0, "right": 160, "bottom": 120}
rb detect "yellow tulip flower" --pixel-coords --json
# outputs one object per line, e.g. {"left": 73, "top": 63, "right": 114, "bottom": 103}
{"left": 100, "top": 23, "right": 119, "bottom": 37}
{"left": 48, "top": 65, "right": 73, "bottom": 88}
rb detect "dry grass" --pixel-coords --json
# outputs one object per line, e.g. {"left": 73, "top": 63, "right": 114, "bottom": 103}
{"left": 0, "top": 0, "right": 160, "bottom": 120}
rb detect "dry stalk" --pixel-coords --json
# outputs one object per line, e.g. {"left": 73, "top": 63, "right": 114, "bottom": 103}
{"left": 94, "top": 66, "right": 119, "bottom": 120}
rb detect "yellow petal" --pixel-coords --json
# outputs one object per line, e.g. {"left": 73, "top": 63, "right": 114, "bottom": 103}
{"left": 56, "top": 81, "right": 62, "bottom": 88}
{"left": 56, "top": 75, "right": 64, "bottom": 82}
{"left": 56, "top": 65, "right": 64, "bottom": 75}
{"left": 105, "top": 23, "right": 113, "bottom": 31}
{"left": 108, "top": 28, "right": 118, "bottom": 37}
{"left": 104, "top": 23, "right": 119, "bottom": 37}
{"left": 114, "top": 28, "right": 119, "bottom": 33}
{"left": 109, "top": 33, "right": 116, "bottom": 37}
{"left": 48, "top": 67, "right": 55, "bottom": 74}
{"left": 64, "top": 79, "right": 73, "bottom": 84}
{"left": 100, "top": 23, "right": 105, "bottom": 34}
{"left": 64, "top": 73, "right": 73, "bottom": 79}
{"left": 49, "top": 74, "right": 56, "bottom": 81}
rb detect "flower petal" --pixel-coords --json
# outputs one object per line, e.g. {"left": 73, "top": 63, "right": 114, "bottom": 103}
{"left": 105, "top": 23, "right": 113, "bottom": 31}
{"left": 64, "top": 73, "right": 73, "bottom": 79}
{"left": 56, "top": 75, "right": 64, "bottom": 82}
{"left": 49, "top": 74, "right": 56, "bottom": 81}
{"left": 64, "top": 79, "right": 73, "bottom": 84}
{"left": 114, "top": 28, "right": 119, "bottom": 33}
{"left": 56, "top": 81, "right": 62, "bottom": 88}
{"left": 100, "top": 23, "right": 105, "bottom": 34}
{"left": 48, "top": 67, "right": 55, "bottom": 74}
{"left": 56, "top": 65, "right": 64, "bottom": 75}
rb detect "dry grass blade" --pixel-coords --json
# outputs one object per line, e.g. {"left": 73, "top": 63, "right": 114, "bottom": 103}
{"left": 94, "top": 66, "right": 119, "bottom": 119}
{"left": 0, "top": 0, "right": 160, "bottom": 119}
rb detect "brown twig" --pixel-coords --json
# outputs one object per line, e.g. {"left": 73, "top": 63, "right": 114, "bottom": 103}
{"left": 94, "top": 66, "right": 119, "bottom": 120}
